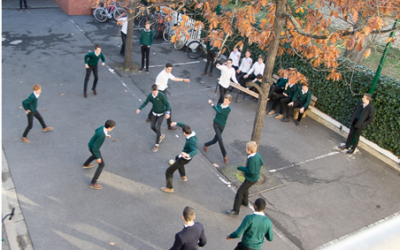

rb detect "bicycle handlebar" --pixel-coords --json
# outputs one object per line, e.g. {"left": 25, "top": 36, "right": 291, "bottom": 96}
{"left": 0, "top": 207, "right": 15, "bottom": 223}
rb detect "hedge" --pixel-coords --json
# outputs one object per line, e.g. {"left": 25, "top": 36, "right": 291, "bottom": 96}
{"left": 272, "top": 53, "right": 400, "bottom": 157}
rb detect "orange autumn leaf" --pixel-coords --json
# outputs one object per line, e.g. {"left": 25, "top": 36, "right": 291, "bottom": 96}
{"left": 364, "top": 48, "right": 371, "bottom": 58}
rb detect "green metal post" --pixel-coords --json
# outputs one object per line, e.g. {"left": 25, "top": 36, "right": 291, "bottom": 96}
{"left": 369, "top": 19, "right": 399, "bottom": 94}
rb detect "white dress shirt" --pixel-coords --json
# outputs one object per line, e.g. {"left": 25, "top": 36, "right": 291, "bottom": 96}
{"left": 217, "top": 64, "right": 238, "bottom": 88}
{"left": 119, "top": 17, "right": 128, "bottom": 34}
{"left": 229, "top": 51, "right": 241, "bottom": 67}
{"left": 247, "top": 62, "right": 265, "bottom": 76}
{"left": 155, "top": 70, "right": 175, "bottom": 91}
{"left": 238, "top": 57, "right": 253, "bottom": 73}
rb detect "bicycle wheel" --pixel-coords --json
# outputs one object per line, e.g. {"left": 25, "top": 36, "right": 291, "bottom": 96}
{"left": 216, "top": 46, "right": 230, "bottom": 64}
{"left": 174, "top": 34, "right": 186, "bottom": 50}
{"left": 113, "top": 7, "right": 126, "bottom": 21}
{"left": 153, "top": 23, "right": 160, "bottom": 39}
{"left": 186, "top": 41, "right": 203, "bottom": 59}
{"left": 163, "top": 26, "right": 175, "bottom": 43}
{"left": 93, "top": 7, "right": 108, "bottom": 23}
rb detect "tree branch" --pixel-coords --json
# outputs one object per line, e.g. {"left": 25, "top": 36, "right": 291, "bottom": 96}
{"left": 281, "top": 11, "right": 400, "bottom": 39}
{"left": 246, "top": 82, "right": 263, "bottom": 96}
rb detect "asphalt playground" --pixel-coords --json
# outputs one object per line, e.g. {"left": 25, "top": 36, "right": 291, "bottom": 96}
{"left": 2, "top": 1, "right": 400, "bottom": 250}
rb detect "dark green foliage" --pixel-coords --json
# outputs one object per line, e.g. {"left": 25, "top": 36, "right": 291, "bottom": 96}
{"left": 273, "top": 53, "right": 400, "bottom": 157}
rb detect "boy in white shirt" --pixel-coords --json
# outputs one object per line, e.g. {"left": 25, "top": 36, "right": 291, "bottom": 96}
{"left": 240, "top": 56, "right": 265, "bottom": 87}
{"left": 236, "top": 51, "right": 252, "bottom": 85}
{"left": 216, "top": 59, "right": 239, "bottom": 104}
{"left": 229, "top": 47, "right": 241, "bottom": 70}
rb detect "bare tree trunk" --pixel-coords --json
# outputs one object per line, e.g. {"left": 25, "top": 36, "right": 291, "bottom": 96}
{"left": 123, "top": 5, "right": 135, "bottom": 70}
{"left": 251, "top": 0, "right": 287, "bottom": 149}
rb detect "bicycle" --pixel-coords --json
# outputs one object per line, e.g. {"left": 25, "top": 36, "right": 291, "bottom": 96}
{"left": 93, "top": 2, "right": 126, "bottom": 23}
{"left": 0, "top": 207, "right": 15, "bottom": 241}
{"left": 163, "top": 24, "right": 176, "bottom": 43}
{"left": 186, "top": 38, "right": 230, "bottom": 62}
{"left": 186, "top": 39, "right": 207, "bottom": 59}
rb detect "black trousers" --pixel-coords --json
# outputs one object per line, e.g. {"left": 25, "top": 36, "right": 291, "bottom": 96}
{"left": 147, "top": 90, "right": 172, "bottom": 127}
{"left": 234, "top": 242, "right": 255, "bottom": 250}
{"left": 20, "top": 0, "right": 27, "bottom": 9}
{"left": 279, "top": 97, "right": 292, "bottom": 118}
{"left": 166, "top": 155, "right": 191, "bottom": 188}
{"left": 84, "top": 65, "right": 98, "bottom": 92}
{"left": 236, "top": 73, "right": 247, "bottom": 87}
{"left": 270, "top": 93, "right": 286, "bottom": 111}
{"left": 150, "top": 113, "right": 165, "bottom": 145}
{"left": 239, "top": 73, "right": 256, "bottom": 87}
{"left": 84, "top": 149, "right": 105, "bottom": 185}
{"left": 205, "top": 122, "right": 226, "bottom": 157}
{"left": 218, "top": 84, "right": 228, "bottom": 104}
{"left": 289, "top": 100, "right": 308, "bottom": 121}
{"left": 141, "top": 45, "right": 150, "bottom": 70}
{"left": 23, "top": 111, "right": 47, "bottom": 137}
{"left": 233, "top": 179, "right": 257, "bottom": 213}
{"left": 204, "top": 50, "right": 216, "bottom": 74}
{"left": 346, "top": 122, "right": 363, "bottom": 150}
{"left": 120, "top": 32, "right": 126, "bottom": 56}
{"left": 268, "top": 85, "right": 284, "bottom": 99}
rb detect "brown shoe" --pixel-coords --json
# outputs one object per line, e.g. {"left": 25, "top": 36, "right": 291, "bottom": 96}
{"left": 159, "top": 134, "right": 165, "bottom": 143}
{"left": 93, "top": 89, "right": 97, "bottom": 95}
{"left": 89, "top": 183, "right": 102, "bottom": 189}
{"left": 43, "top": 127, "right": 53, "bottom": 132}
{"left": 204, "top": 145, "right": 208, "bottom": 152}
{"left": 153, "top": 145, "right": 159, "bottom": 152}
{"left": 224, "top": 156, "right": 228, "bottom": 164}
{"left": 21, "top": 137, "right": 30, "bottom": 143}
{"left": 168, "top": 126, "right": 177, "bottom": 130}
{"left": 268, "top": 110, "right": 276, "bottom": 115}
{"left": 275, "top": 114, "right": 283, "bottom": 119}
{"left": 160, "top": 187, "right": 174, "bottom": 193}
{"left": 146, "top": 118, "right": 151, "bottom": 123}
{"left": 84, "top": 92, "right": 87, "bottom": 98}
{"left": 201, "top": 72, "right": 207, "bottom": 75}
{"left": 181, "top": 176, "right": 187, "bottom": 181}
{"left": 83, "top": 163, "right": 95, "bottom": 169}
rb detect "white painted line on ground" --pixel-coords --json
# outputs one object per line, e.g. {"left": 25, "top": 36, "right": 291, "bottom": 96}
{"left": 269, "top": 151, "right": 340, "bottom": 172}
{"left": 69, "top": 19, "right": 84, "bottom": 33}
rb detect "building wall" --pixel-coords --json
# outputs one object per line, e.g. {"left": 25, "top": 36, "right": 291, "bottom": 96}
{"left": 53, "top": 0, "right": 96, "bottom": 15}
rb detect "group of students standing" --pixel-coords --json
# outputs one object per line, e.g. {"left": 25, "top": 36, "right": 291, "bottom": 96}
{"left": 19, "top": 29, "right": 375, "bottom": 248}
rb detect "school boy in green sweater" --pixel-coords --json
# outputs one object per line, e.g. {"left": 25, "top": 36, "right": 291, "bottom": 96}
{"left": 227, "top": 198, "right": 273, "bottom": 250}
{"left": 137, "top": 84, "right": 171, "bottom": 153}
{"left": 21, "top": 84, "right": 53, "bottom": 143}
{"left": 139, "top": 21, "right": 154, "bottom": 73}
{"left": 161, "top": 122, "right": 197, "bottom": 193}
{"left": 83, "top": 44, "right": 105, "bottom": 98}
{"left": 204, "top": 94, "right": 232, "bottom": 164}
{"left": 227, "top": 141, "right": 264, "bottom": 215}
{"left": 288, "top": 82, "right": 312, "bottom": 126}
{"left": 83, "top": 120, "right": 116, "bottom": 190}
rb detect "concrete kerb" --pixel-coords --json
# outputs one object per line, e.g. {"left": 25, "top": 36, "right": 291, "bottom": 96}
{"left": 307, "top": 106, "right": 400, "bottom": 171}
{"left": 2, "top": 149, "right": 34, "bottom": 250}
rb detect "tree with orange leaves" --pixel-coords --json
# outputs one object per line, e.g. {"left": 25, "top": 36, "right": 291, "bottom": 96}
{"left": 169, "top": 0, "right": 400, "bottom": 147}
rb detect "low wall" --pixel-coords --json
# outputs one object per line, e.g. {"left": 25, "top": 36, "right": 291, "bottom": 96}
{"left": 53, "top": 0, "right": 95, "bottom": 15}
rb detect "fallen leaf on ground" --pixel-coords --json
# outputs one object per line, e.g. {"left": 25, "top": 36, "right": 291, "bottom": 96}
{"left": 19, "top": 106, "right": 22, "bottom": 109}
{"left": 213, "top": 163, "right": 219, "bottom": 168}
{"left": 60, "top": 84, "right": 62, "bottom": 86}
{"left": 124, "top": 90, "right": 128, "bottom": 92}
{"left": 42, "top": 109, "right": 47, "bottom": 111}
{"left": 109, "top": 242, "right": 115, "bottom": 246}
{"left": 188, "top": 85, "right": 190, "bottom": 87}
{"left": 61, "top": 93, "right": 65, "bottom": 96}
{"left": 112, "top": 139, "right": 117, "bottom": 142}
